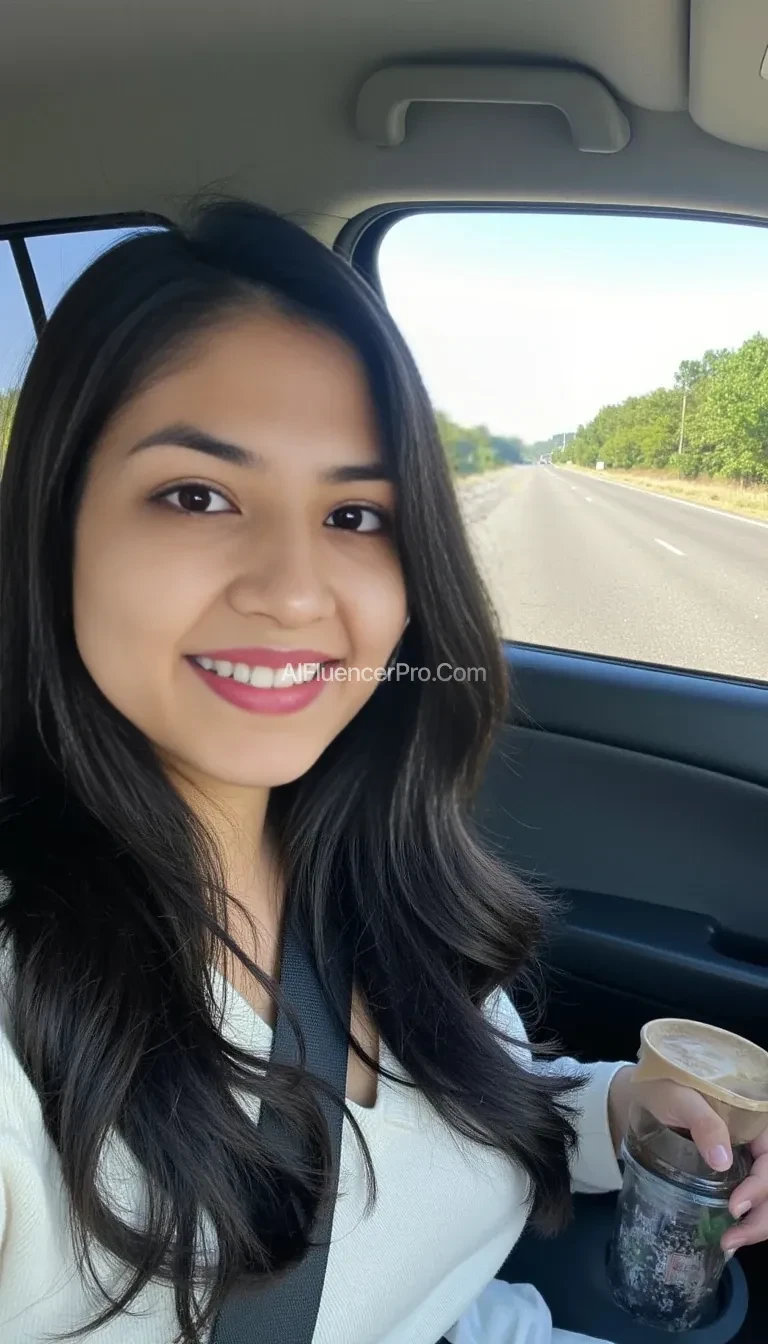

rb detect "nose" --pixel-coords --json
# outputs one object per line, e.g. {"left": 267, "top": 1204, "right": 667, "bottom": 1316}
{"left": 225, "top": 517, "right": 336, "bottom": 628}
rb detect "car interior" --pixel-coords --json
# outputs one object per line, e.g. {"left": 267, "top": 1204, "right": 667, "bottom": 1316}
{"left": 1, "top": 1, "right": 768, "bottom": 1340}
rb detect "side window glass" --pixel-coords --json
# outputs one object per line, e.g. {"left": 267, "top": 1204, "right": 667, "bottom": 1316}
{"left": 0, "top": 240, "right": 36, "bottom": 457}
{"left": 27, "top": 225, "right": 161, "bottom": 317}
{"left": 1, "top": 222, "right": 164, "bottom": 459}
{"left": 379, "top": 212, "right": 768, "bottom": 684}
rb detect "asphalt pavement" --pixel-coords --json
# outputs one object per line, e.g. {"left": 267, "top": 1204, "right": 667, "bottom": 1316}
{"left": 458, "top": 466, "right": 768, "bottom": 682}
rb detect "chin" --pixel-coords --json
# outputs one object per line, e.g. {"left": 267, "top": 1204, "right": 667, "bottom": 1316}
{"left": 189, "top": 740, "right": 329, "bottom": 791}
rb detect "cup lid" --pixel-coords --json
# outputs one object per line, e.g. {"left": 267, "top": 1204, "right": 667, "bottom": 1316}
{"left": 639, "top": 1019, "right": 768, "bottom": 1111}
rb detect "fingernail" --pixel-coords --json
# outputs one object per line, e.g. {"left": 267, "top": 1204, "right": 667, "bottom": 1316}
{"left": 709, "top": 1145, "right": 732, "bottom": 1170}
{"left": 733, "top": 1200, "right": 752, "bottom": 1218}
{"left": 724, "top": 1248, "right": 736, "bottom": 1261}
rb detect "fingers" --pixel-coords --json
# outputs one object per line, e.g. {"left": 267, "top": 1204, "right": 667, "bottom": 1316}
{"left": 642, "top": 1080, "right": 733, "bottom": 1170}
{"left": 634, "top": 1086, "right": 768, "bottom": 1255}
{"left": 722, "top": 1189, "right": 768, "bottom": 1251}
{"left": 728, "top": 1150, "right": 768, "bottom": 1221}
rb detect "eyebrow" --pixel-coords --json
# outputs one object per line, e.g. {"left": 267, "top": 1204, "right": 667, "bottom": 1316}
{"left": 129, "top": 423, "right": 391, "bottom": 483}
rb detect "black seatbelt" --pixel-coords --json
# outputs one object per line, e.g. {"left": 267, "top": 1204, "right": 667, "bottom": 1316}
{"left": 209, "top": 916, "right": 453, "bottom": 1344}
{"left": 210, "top": 915, "right": 353, "bottom": 1344}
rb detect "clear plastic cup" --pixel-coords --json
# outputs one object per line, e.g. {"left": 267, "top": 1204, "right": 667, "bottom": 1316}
{"left": 607, "top": 1107, "right": 752, "bottom": 1332}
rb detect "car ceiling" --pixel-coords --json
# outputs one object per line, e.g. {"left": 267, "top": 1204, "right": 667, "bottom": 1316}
{"left": 1, "top": 0, "right": 768, "bottom": 235}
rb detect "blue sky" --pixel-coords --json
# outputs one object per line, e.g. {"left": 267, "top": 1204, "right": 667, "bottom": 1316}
{"left": 0, "top": 226, "right": 138, "bottom": 393}
{"left": 379, "top": 212, "right": 768, "bottom": 442}
{"left": 3, "top": 212, "right": 768, "bottom": 444}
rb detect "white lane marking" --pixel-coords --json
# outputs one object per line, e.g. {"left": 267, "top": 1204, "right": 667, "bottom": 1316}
{"left": 654, "top": 537, "right": 685, "bottom": 556}
{"left": 570, "top": 486, "right": 578, "bottom": 492}
{"left": 557, "top": 469, "right": 768, "bottom": 531}
{"left": 584, "top": 495, "right": 593, "bottom": 502}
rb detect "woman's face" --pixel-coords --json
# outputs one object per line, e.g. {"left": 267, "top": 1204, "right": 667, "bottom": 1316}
{"left": 73, "top": 305, "right": 408, "bottom": 792}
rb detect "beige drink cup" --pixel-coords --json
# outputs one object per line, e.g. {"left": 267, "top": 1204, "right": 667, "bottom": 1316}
{"left": 633, "top": 1018, "right": 768, "bottom": 1144}
{"left": 608, "top": 1018, "right": 765, "bottom": 1330}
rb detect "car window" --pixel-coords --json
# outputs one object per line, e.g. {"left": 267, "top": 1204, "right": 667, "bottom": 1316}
{"left": 26, "top": 225, "right": 160, "bottom": 316}
{"left": 1, "top": 222, "right": 165, "bottom": 460}
{"left": 0, "top": 241, "right": 36, "bottom": 456}
{"left": 378, "top": 211, "right": 768, "bottom": 684}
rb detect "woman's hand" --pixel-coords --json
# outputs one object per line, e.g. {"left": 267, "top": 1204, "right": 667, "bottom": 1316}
{"left": 608, "top": 1065, "right": 768, "bottom": 1252}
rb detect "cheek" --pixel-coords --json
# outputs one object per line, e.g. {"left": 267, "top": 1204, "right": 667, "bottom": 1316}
{"left": 72, "top": 514, "right": 215, "bottom": 718}
{"left": 341, "top": 549, "right": 408, "bottom": 667}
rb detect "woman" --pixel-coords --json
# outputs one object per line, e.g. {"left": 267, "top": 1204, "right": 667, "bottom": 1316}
{"left": 0, "top": 199, "right": 764, "bottom": 1344}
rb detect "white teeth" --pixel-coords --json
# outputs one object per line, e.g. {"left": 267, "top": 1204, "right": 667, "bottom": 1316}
{"left": 195, "top": 657, "right": 325, "bottom": 688}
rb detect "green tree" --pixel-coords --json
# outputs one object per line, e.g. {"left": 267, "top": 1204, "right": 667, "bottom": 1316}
{"left": 687, "top": 335, "right": 768, "bottom": 483}
{"left": 554, "top": 335, "right": 768, "bottom": 484}
{"left": 435, "top": 411, "right": 510, "bottom": 476}
{"left": 0, "top": 390, "right": 18, "bottom": 462}
{"left": 490, "top": 434, "right": 525, "bottom": 465}
{"left": 673, "top": 350, "right": 728, "bottom": 469}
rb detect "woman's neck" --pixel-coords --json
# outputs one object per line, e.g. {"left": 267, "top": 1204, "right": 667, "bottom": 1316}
{"left": 166, "top": 763, "right": 285, "bottom": 994}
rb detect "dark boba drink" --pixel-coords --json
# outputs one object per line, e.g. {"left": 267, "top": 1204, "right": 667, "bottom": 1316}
{"left": 607, "top": 1108, "right": 751, "bottom": 1332}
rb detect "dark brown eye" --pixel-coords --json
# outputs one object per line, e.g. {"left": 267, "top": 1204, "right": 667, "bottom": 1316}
{"left": 326, "top": 505, "right": 383, "bottom": 533}
{"left": 179, "top": 486, "right": 213, "bottom": 512}
{"left": 160, "top": 484, "right": 233, "bottom": 514}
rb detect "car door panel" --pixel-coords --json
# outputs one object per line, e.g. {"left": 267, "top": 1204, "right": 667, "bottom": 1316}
{"left": 476, "top": 647, "right": 768, "bottom": 1063}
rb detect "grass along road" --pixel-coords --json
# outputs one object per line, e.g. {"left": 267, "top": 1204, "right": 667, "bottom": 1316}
{"left": 454, "top": 466, "right": 524, "bottom": 525}
{"left": 563, "top": 465, "right": 768, "bottom": 524}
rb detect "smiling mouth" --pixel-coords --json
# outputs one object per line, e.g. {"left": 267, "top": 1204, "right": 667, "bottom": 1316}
{"left": 189, "top": 656, "right": 336, "bottom": 689}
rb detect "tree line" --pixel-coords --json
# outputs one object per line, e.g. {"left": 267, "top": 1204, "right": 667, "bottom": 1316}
{"left": 435, "top": 410, "right": 532, "bottom": 475}
{"left": 552, "top": 333, "right": 768, "bottom": 484}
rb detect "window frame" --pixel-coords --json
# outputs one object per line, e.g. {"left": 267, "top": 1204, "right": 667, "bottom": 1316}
{"left": 336, "top": 199, "right": 768, "bottom": 291}
{"left": 0, "top": 210, "right": 171, "bottom": 335}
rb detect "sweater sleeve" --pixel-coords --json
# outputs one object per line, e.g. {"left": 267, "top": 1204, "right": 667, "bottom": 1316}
{"left": 545, "top": 1055, "right": 629, "bottom": 1194}
{"left": 485, "top": 987, "right": 631, "bottom": 1195}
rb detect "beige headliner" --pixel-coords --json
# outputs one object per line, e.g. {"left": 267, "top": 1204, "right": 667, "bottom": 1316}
{"left": 1, "top": 0, "right": 767, "bottom": 240}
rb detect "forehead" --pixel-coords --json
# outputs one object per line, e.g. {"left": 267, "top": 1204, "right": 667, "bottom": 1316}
{"left": 106, "top": 306, "right": 382, "bottom": 455}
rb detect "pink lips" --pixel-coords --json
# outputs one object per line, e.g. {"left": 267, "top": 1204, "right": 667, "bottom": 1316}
{"left": 186, "top": 647, "right": 339, "bottom": 716}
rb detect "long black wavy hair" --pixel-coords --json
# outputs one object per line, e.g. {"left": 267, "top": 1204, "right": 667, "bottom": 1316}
{"left": 0, "top": 199, "right": 582, "bottom": 1342}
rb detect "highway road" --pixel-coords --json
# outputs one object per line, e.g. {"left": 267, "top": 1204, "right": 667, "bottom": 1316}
{"left": 459, "top": 466, "right": 768, "bottom": 682}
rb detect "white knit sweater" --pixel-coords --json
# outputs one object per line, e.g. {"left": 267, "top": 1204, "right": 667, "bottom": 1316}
{"left": 0, "top": 961, "right": 627, "bottom": 1344}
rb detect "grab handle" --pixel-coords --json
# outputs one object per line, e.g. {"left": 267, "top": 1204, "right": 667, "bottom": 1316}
{"left": 356, "top": 64, "right": 631, "bottom": 154}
